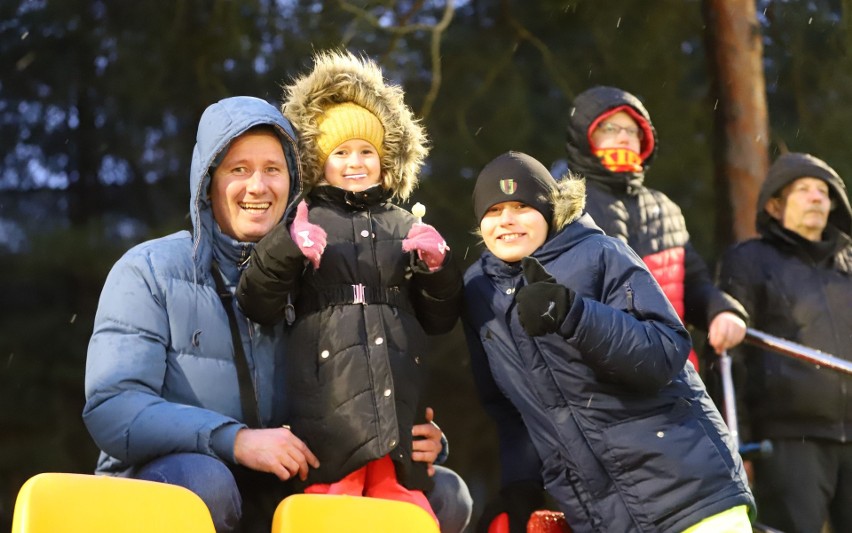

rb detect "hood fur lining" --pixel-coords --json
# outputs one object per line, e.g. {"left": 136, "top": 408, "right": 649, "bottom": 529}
{"left": 552, "top": 174, "right": 586, "bottom": 231}
{"left": 282, "top": 50, "right": 428, "bottom": 201}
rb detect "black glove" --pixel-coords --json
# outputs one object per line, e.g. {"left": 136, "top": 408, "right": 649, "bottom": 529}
{"left": 515, "top": 257, "right": 573, "bottom": 337}
{"left": 475, "top": 480, "right": 546, "bottom": 533}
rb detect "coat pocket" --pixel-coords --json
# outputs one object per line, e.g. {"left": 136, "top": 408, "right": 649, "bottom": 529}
{"left": 592, "top": 399, "right": 736, "bottom": 526}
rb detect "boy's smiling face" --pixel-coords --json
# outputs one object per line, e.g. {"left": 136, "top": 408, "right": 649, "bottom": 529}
{"left": 480, "top": 201, "right": 549, "bottom": 263}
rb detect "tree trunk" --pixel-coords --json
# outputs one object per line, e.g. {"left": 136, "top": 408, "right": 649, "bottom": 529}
{"left": 703, "top": 0, "right": 769, "bottom": 248}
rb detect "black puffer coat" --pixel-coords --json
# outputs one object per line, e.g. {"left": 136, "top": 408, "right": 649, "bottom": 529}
{"left": 717, "top": 152, "right": 852, "bottom": 443}
{"left": 566, "top": 86, "right": 746, "bottom": 344}
{"left": 238, "top": 185, "right": 462, "bottom": 489}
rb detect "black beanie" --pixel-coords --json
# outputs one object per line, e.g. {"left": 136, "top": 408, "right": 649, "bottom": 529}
{"left": 473, "top": 151, "right": 557, "bottom": 224}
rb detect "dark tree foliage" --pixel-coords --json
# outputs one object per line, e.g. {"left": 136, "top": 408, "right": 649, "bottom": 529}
{"left": 1, "top": 0, "right": 850, "bottom": 528}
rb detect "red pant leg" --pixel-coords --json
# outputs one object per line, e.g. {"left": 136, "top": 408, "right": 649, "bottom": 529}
{"left": 364, "top": 455, "right": 439, "bottom": 526}
{"left": 304, "top": 465, "right": 367, "bottom": 495}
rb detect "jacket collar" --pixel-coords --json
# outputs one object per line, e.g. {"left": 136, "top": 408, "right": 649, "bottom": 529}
{"left": 536, "top": 213, "right": 604, "bottom": 264}
{"left": 310, "top": 184, "right": 392, "bottom": 211}
{"left": 212, "top": 224, "right": 253, "bottom": 285}
{"left": 480, "top": 251, "right": 522, "bottom": 280}
{"left": 764, "top": 218, "right": 852, "bottom": 268}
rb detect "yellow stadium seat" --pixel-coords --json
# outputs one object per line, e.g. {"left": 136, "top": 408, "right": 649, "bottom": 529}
{"left": 11, "top": 472, "right": 216, "bottom": 533}
{"left": 271, "top": 493, "right": 440, "bottom": 533}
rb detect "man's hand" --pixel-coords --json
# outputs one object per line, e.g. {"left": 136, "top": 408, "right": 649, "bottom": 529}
{"left": 411, "top": 406, "right": 442, "bottom": 476}
{"left": 708, "top": 311, "right": 747, "bottom": 354}
{"left": 289, "top": 200, "right": 327, "bottom": 269}
{"left": 233, "top": 427, "right": 320, "bottom": 482}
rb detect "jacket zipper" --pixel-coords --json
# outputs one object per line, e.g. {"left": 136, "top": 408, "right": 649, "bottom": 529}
{"left": 625, "top": 283, "right": 635, "bottom": 312}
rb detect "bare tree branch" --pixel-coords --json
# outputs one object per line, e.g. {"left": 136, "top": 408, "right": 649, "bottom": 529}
{"left": 504, "top": 9, "right": 574, "bottom": 100}
{"left": 453, "top": 44, "right": 520, "bottom": 162}
{"left": 421, "top": 1, "right": 454, "bottom": 118}
{"left": 382, "top": 0, "right": 426, "bottom": 59}
{"left": 337, "top": 0, "right": 443, "bottom": 35}
{"left": 336, "top": 0, "right": 455, "bottom": 119}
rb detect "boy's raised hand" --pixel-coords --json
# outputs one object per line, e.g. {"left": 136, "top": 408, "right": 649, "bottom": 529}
{"left": 289, "top": 200, "right": 327, "bottom": 269}
{"left": 402, "top": 223, "right": 449, "bottom": 271}
{"left": 516, "top": 257, "right": 574, "bottom": 336}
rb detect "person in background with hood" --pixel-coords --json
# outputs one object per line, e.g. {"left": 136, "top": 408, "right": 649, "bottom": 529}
{"left": 463, "top": 151, "right": 754, "bottom": 533}
{"left": 83, "top": 96, "right": 471, "bottom": 533}
{"left": 564, "top": 86, "right": 748, "bottom": 371}
{"left": 716, "top": 152, "right": 852, "bottom": 533}
{"left": 237, "top": 51, "right": 462, "bottom": 527}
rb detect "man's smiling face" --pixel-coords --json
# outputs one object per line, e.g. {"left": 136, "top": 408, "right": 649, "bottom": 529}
{"left": 211, "top": 129, "right": 290, "bottom": 242}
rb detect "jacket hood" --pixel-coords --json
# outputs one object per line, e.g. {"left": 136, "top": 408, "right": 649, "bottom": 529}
{"left": 534, "top": 177, "right": 595, "bottom": 266}
{"left": 552, "top": 174, "right": 587, "bottom": 232}
{"left": 757, "top": 152, "right": 852, "bottom": 237}
{"left": 189, "top": 96, "right": 302, "bottom": 273}
{"left": 282, "top": 50, "right": 428, "bottom": 201}
{"left": 536, "top": 212, "right": 604, "bottom": 266}
{"left": 565, "top": 86, "right": 658, "bottom": 192}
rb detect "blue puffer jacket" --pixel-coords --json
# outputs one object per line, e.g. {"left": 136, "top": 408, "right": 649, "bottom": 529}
{"left": 463, "top": 206, "right": 754, "bottom": 531}
{"left": 83, "top": 96, "right": 302, "bottom": 476}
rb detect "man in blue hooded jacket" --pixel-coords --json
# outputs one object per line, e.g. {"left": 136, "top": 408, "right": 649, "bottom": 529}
{"left": 83, "top": 96, "right": 472, "bottom": 533}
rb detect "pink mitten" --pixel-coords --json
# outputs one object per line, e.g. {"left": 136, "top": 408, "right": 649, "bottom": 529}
{"left": 402, "top": 223, "right": 449, "bottom": 271}
{"left": 289, "top": 200, "right": 327, "bottom": 269}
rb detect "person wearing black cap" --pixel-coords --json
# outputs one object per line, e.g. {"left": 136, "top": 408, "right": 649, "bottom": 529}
{"left": 716, "top": 152, "right": 852, "bottom": 533}
{"left": 463, "top": 151, "right": 755, "bottom": 532}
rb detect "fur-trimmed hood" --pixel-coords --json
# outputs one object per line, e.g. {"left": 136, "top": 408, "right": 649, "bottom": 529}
{"left": 282, "top": 50, "right": 428, "bottom": 200}
{"left": 552, "top": 174, "right": 586, "bottom": 232}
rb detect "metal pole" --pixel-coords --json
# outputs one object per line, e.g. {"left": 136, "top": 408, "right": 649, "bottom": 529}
{"left": 718, "top": 349, "right": 740, "bottom": 450}
{"left": 744, "top": 328, "right": 852, "bottom": 375}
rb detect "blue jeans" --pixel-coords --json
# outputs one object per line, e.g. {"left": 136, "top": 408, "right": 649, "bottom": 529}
{"left": 430, "top": 464, "right": 474, "bottom": 533}
{"left": 135, "top": 453, "right": 472, "bottom": 533}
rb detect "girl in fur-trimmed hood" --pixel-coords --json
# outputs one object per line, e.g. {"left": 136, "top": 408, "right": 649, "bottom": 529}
{"left": 282, "top": 49, "right": 427, "bottom": 200}
{"left": 463, "top": 151, "right": 754, "bottom": 532}
{"left": 237, "top": 50, "right": 462, "bottom": 526}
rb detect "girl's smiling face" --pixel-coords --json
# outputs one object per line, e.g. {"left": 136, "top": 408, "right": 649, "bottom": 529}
{"left": 322, "top": 138, "right": 382, "bottom": 192}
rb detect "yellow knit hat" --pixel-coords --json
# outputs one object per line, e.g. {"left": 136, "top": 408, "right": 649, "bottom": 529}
{"left": 316, "top": 102, "right": 385, "bottom": 163}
